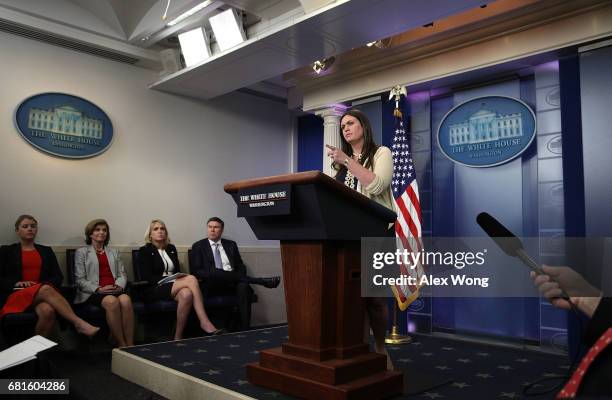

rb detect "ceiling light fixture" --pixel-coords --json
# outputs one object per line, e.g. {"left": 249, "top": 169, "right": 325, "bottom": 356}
{"left": 312, "top": 60, "right": 325, "bottom": 73}
{"left": 312, "top": 57, "right": 335, "bottom": 74}
{"left": 167, "top": 0, "right": 213, "bottom": 27}
{"left": 366, "top": 38, "right": 391, "bottom": 49}
{"left": 162, "top": 0, "right": 171, "bottom": 20}
{"left": 209, "top": 8, "right": 247, "bottom": 52}
{"left": 178, "top": 27, "right": 211, "bottom": 67}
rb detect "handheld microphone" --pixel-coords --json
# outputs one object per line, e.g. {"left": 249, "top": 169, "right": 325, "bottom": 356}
{"left": 476, "top": 212, "right": 545, "bottom": 275}
{"left": 477, "top": 212, "right": 571, "bottom": 300}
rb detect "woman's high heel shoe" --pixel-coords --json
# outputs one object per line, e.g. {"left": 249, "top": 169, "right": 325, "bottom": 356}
{"left": 204, "top": 328, "right": 224, "bottom": 336}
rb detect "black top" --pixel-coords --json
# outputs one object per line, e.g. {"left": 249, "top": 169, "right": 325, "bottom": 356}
{"left": 335, "top": 168, "right": 359, "bottom": 189}
{"left": 190, "top": 238, "right": 246, "bottom": 287}
{"left": 579, "top": 297, "right": 612, "bottom": 396}
{"left": 137, "top": 243, "right": 182, "bottom": 285}
{"left": 0, "top": 243, "right": 63, "bottom": 307}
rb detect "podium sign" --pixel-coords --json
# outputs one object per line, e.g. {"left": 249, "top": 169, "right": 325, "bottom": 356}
{"left": 225, "top": 171, "right": 402, "bottom": 400}
{"left": 237, "top": 183, "right": 291, "bottom": 217}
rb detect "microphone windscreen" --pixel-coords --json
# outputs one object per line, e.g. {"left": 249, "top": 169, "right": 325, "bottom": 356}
{"left": 476, "top": 212, "right": 523, "bottom": 256}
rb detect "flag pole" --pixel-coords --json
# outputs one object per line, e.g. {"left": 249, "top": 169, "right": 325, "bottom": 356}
{"left": 385, "top": 84, "right": 415, "bottom": 345}
{"left": 385, "top": 301, "right": 412, "bottom": 344}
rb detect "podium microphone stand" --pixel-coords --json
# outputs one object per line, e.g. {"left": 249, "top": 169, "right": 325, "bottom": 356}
{"left": 385, "top": 301, "right": 412, "bottom": 345}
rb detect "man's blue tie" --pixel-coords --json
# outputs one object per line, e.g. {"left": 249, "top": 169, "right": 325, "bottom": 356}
{"left": 213, "top": 243, "right": 223, "bottom": 270}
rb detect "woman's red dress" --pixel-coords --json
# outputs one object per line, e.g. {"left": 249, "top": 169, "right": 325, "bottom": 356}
{"left": 0, "top": 249, "right": 44, "bottom": 319}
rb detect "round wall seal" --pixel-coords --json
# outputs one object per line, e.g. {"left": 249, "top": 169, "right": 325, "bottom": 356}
{"left": 15, "top": 93, "right": 113, "bottom": 159}
{"left": 437, "top": 96, "right": 536, "bottom": 167}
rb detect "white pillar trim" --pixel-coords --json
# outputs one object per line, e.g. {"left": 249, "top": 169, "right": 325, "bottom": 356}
{"left": 315, "top": 105, "right": 347, "bottom": 177}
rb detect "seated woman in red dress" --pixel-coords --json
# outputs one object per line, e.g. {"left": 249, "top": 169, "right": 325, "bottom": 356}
{"left": 0, "top": 215, "right": 99, "bottom": 338}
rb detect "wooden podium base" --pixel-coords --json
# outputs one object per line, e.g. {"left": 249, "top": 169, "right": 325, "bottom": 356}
{"left": 247, "top": 347, "right": 403, "bottom": 400}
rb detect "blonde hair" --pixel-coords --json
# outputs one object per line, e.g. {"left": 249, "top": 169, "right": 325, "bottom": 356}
{"left": 144, "top": 219, "right": 171, "bottom": 248}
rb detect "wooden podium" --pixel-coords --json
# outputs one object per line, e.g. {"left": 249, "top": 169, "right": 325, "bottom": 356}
{"left": 225, "top": 171, "right": 403, "bottom": 400}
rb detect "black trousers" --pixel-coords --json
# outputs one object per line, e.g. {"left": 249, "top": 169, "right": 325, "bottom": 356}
{"left": 204, "top": 281, "right": 253, "bottom": 330}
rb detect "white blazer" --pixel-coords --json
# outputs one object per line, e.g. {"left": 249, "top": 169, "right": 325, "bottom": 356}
{"left": 73, "top": 246, "right": 127, "bottom": 304}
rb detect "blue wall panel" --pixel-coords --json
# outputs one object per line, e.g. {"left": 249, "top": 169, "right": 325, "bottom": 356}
{"left": 297, "top": 114, "right": 323, "bottom": 172}
{"left": 354, "top": 99, "right": 383, "bottom": 145}
{"left": 580, "top": 46, "right": 612, "bottom": 237}
{"left": 430, "top": 79, "right": 542, "bottom": 341}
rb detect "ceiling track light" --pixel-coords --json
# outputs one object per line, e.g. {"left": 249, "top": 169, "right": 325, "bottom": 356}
{"left": 312, "top": 56, "right": 335, "bottom": 74}
{"left": 162, "top": 0, "right": 171, "bottom": 20}
{"left": 366, "top": 38, "right": 391, "bottom": 49}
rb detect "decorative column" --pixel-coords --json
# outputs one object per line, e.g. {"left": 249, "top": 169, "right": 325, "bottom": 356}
{"left": 315, "top": 105, "right": 347, "bottom": 177}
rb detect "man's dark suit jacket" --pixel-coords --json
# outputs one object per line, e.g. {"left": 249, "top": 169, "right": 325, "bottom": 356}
{"left": 190, "top": 238, "right": 247, "bottom": 288}
{"left": 0, "top": 243, "right": 63, "bottom": 307}
{"left": 137, "top": 243, "right": 182, "bottom": 285}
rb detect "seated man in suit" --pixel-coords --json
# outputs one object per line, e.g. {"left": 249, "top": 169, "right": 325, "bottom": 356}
{"left": 190, "top": 217, "right": 280, "bottom": 330}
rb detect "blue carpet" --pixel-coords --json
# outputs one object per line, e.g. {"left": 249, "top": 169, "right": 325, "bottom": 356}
{"left": 123, "top": 325, "right": 569, "bottom": 399}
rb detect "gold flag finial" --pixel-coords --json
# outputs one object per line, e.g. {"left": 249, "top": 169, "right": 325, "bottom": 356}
{"left": 389, "top": 85, "right": 407, "bottom": 118}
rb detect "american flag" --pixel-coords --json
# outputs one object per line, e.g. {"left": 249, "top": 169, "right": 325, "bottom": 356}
{"left": 390, "top": 109, "right": 424, "bottom": 310}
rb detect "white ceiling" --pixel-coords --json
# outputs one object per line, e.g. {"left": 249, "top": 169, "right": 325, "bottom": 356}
{"left": 0, "top": 0, "right": 303, "bottom": 44}
{"left": 0, "top": 0, "right": 488, "bottom": 101}
{"left": 67, "top": 0, "right": 159, "bottom": 40}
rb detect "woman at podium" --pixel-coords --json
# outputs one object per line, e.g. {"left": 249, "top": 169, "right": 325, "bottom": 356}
{"left": 326, "top": 108, "right": 394, "bottom": 369}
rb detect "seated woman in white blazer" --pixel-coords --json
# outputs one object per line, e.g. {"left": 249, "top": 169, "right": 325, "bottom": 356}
{"left": 74, "top": 219, "right": 134, "bottom": 347}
